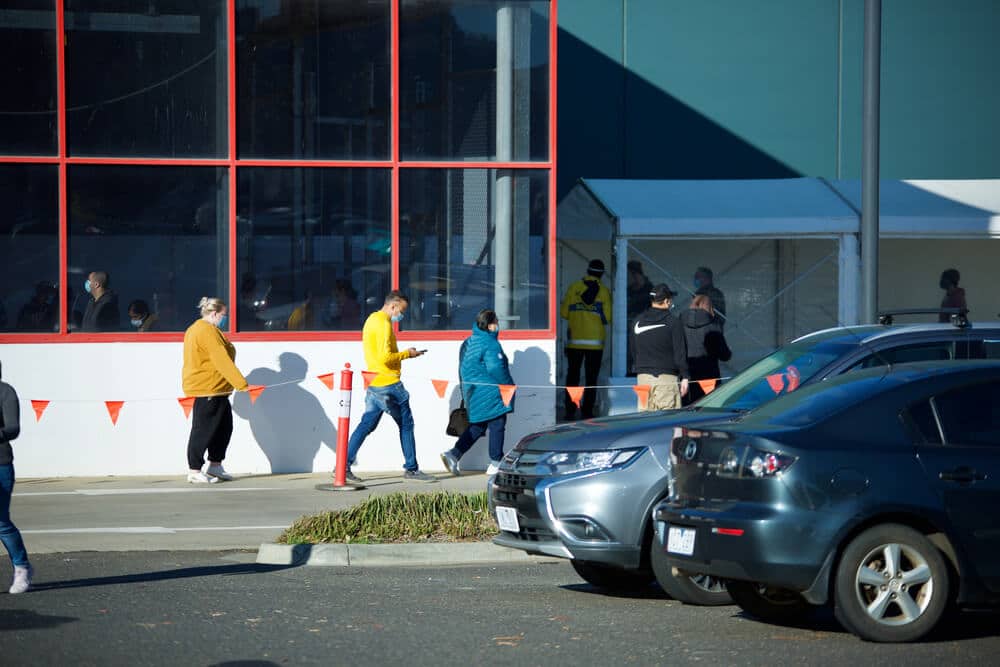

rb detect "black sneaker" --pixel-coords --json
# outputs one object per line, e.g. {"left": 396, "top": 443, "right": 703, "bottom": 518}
{"left": 403, "top": 469, "right": 438, "bottom": 483}
{"left": 345, "top": 470, "right": 364, "bottom": 484}
{"left": 439, "top": 450, "right": 461, "bottom": 476}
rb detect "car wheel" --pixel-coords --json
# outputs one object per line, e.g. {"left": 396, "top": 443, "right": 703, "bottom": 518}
{"left": 570, "top": 559, "right": 654, "bottom": 592}
{"left": 649, "top": 540, "right": 731, "bottom": 605}
{"left": 727, "top": 580, "right": 813, "bottom": 623}
{"left": 833, "top": 524, "right": 949, "bottom": 643}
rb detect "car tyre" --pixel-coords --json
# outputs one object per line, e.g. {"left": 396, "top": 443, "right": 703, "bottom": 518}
{"left": 570, "top": 560, "right": 654, "bottom": 592}
{"left": 833, "top": 524, "right": 949, "bottom": 643}
{"left": 727, "top": 580, "right": 813, "bottom": 623}
{"left": 649, "top": 540, "right": 731, "bottom": 605}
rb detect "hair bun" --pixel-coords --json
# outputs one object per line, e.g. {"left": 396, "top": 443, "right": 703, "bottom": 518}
{"left": 198, "top": 297, "right": 209, "bottom": 309}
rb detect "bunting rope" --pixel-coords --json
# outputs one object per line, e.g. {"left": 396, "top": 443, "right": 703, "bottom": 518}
{"left": 17, "top": 362, "right": 793, "bottom": 425}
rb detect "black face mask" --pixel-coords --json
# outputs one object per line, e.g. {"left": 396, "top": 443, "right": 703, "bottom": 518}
{"left": 939, "top": 279, "right": 950, "bottom": 290}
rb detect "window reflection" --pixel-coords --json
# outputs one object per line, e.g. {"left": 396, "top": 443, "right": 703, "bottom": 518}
{"left": 65, "top": 0, "right": 227, "bottom": 158}
{"left": 0, "top": 1, "right": 58, "bottom": 155}
{"left": 0, "top": 164, "right": 59, "bottom": 332}
{"left": 399, "top": 168, "right": 548, "bottom": 331}
{"left": 67, "top": 165, "right": 229, "bottom": 332}
{"left": 237, "top": 0, "right": 390, "bottom": 160}
{"left": 400, "top": 0, "right": 549, "bottom": 161}
{"left": 236, "top": 168, "right": 390, "bottom": 331}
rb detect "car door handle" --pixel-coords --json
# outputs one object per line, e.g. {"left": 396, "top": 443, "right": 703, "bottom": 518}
{"left": 939, "top": 467, "right": 987, "bottom": 483}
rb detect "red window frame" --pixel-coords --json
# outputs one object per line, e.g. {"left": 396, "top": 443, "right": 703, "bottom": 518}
{"left": 0, "top": 0, "right": 557, "bottom": 344}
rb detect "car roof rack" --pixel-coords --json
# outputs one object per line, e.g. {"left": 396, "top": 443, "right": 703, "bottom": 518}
{"left": 877, "top": 308, "right": 969, "bottom": 328}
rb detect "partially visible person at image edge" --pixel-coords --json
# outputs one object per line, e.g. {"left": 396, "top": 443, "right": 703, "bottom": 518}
{"left": 182, "top": 297, "right": 249, "bottom": 484}
{"left": 440, "top": 309, "right": 515, "bottom": 477}
{"left": 0, "top": 361, "right": 33, "bottom": 594}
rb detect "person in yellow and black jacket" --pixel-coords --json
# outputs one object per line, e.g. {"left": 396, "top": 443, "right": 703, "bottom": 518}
{"left": 345, "top": 290, "right": 437, "bottom": 483}
{"left": 560, "top": 259, "right": 612, "bottom": 419}
{"left": 182, "top": 297, "right": 249, "bottom": 484}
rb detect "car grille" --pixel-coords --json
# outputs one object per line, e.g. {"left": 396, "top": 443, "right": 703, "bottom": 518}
{"left": 492, "top": 472, "right": 557, "bottom": 542}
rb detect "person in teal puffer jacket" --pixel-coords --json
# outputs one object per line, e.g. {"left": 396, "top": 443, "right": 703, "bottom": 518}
{"left": 440, "top": 310, "right": 515, "bottom": 476}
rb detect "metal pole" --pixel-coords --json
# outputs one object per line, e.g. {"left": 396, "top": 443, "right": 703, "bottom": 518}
{"left": 494, "top": 4, "right": 515, "bottom": 323}
{"left": 861, "top": 0, "right": 881, "bottom": 323}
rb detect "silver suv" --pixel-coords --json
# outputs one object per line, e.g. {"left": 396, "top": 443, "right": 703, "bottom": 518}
{"left": 490, "top": 317, "right": 1000, "bottom": 604}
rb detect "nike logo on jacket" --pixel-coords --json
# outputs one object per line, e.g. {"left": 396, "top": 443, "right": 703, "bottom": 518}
{"left": 634, "top": 322, "right": 666, "bottom": 335}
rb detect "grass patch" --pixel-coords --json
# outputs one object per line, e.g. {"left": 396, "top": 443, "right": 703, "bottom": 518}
{"left": 278, "top": 491, "right": 500, "bottom": 544}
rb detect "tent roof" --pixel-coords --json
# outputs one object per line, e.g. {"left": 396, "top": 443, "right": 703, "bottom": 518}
{"left": 558, "top": 177, "right": 1000, "bottom": 240}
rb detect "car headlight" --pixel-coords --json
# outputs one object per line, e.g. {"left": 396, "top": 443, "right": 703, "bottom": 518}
{"left": 538, "top": 448, "right": 643, "bottom": 476}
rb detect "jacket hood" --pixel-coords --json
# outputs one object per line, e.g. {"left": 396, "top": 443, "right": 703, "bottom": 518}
{"left": 636, "top": 307, "right": 673, "bottom": 325}
{"left": 681, "top": 308, "right": 714, "bottom": 329}
{"left": 470, "top": 325, "right": 499, "bottom": 340}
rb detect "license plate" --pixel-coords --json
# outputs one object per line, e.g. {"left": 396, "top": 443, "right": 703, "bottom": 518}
{"left": 667, "top": 526, "right": 696, "bottom": 556}
{"left": 495, "top": 506, "right": 520, "bottom": 533}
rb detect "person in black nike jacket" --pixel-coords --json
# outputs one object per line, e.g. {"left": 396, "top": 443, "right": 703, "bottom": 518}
{"left": 631, "top": 284, "right": 689, "bottom": 411}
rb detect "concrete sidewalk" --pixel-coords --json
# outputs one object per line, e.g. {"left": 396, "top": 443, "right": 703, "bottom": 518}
{"left": 10, "top": 470, "right": 545, "bottom": 566}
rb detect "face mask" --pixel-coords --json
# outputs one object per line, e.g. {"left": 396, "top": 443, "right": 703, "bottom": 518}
{"left": 939, "top": 279, "right": 949, "bottom": 290}
{"left": 84, "top": 279, "right": 92, "bottom": 294}
{"left": 390, "top": 313, "right": 404, "bottom": 323}
{"left": 131, "top": 318, "right": 144, "bottom": 328}
{"left": 216, "top": 314, "right": 228, "bottom": 329}
{"left": 693, "top": 278, "right": 702, "bottom": 290}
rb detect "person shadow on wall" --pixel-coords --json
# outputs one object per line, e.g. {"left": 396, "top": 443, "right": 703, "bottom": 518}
{"left": 232, "top": 352, "right": 337, "bottom": 473}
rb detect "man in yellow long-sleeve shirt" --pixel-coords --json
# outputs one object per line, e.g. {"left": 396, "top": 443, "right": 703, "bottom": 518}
{"left": 345, "top": 291, "right": 437, "bottom": 483}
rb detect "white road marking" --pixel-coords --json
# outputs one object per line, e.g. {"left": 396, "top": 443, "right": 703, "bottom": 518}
{"left": 22, "top": 525, "right": 289, "bottom": 534}
{"left": 15, "top": 487, "right": 283, "bottom": 497}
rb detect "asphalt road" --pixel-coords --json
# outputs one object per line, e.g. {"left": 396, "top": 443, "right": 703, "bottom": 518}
{"left": 2, "top": 552, "right": 999, "bottom": 666}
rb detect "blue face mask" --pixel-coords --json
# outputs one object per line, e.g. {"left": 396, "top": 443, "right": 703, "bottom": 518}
{"left": 84, "top": 279, "right": 92, "bottom": 294}
{"left": 693, "top": 278, "right": 702, "bottom": 290}
{"left": 390, "top": 313, "right": 404, "bottom": 323}
{"left": 217, "top": 314, "right": 228, "bottom": 329}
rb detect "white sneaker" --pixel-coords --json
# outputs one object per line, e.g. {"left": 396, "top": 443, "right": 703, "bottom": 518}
{"left": 205, "top": 465, "right": 233, "bottom": 482}
{"left": 187, "top": 471, "right": 219, "bottom": 484}
{"left": 486, "top": 461, "right": 501, "bottom": 476}
{"left": 9, "top": 564, "right": 33, "bottom": 594}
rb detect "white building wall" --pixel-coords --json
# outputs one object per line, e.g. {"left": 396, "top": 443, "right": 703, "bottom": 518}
{"left": 3, "top": 339, "right": 556, "bottom": 478}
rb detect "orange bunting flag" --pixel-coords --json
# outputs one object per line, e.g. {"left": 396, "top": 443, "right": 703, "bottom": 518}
{"left": 566, "top": 386, "right": 584, "bottom": 408}
{"left": 105, "top": 400, "right": 125, "bottom": 425}
{"left": 632, "top": 384, "right": 651, "bottom": 410}
{"left": 698, "top": 379, "right": 718, "bottom": 394}
{"left": 361, "top": 371, "right": 377, "bottom": 390}
{"left": 765, "top": 374, "right": 784, "bottom": 394}
{"left": 498, "top": 384, "right": 516, "bottom": 407}
{"left": 31, "top": 400, "right": 50, "bottom": 422}
{"left": 247, "top": 385, "right": 266, "bottom": 404}
{"left": 431, "top": 379, "right": 449, "bottom": 399}
{"left": 317, "top": 373, "right": 336, "bottom": 391}
{"left": 177, "top": 397, "right": 196, "bottom": 419}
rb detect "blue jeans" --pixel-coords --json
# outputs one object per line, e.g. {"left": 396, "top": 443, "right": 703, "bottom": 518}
{"left": 452, "top": 414, "right": 507, "bottom": 463}
{"left": 0, "top": 464, "right": 29, "bottom": 567}
{"left": 347, "top": 383, "right": 418, "bottom": 472}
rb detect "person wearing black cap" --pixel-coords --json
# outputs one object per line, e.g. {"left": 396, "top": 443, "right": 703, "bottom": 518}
{"left": 631, "top": 284, "right": 689, "bottom": 411}
{"left": 559, "top": 259, "right": 612, "bottom": 419}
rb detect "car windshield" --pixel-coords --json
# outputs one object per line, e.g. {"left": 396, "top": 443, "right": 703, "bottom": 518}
{"left": 695, "top": 337, "right": 858, "bottom": 411}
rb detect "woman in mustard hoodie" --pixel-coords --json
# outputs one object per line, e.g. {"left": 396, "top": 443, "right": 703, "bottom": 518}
{"left": 182, "top": 297, "right": 249, "bottom": 483}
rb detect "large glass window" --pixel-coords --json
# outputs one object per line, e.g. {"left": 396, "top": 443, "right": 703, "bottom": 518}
{"left": 0, "top": 164, "right": 59, "bottom": 332}
{"left": 0, "top": 1, "right": 58, "bottom": 155}
{"left": 236, "top": 0, "right": 390, "bottom": 160}
{"left": 399, "top": 168, "right": 548, "bottom": 330}
{"left": 65, "top": 0, "right": 228, "bottom": 158}
{"left": 67, "top": 165, "right": 228, "bottom": 332}
{"left": 236, "top": 168, "right": 390, "bottom": 331}
{"left": 400, "top": 0, "right": 549, "bottom": 161}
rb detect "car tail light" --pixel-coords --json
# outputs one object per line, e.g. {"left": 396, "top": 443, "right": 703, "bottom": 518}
{"left": 717, "top": 446, "right": 796, "bottom": 478}
{"left": 745, "top": 450, "right": 795, "bottom": 478}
